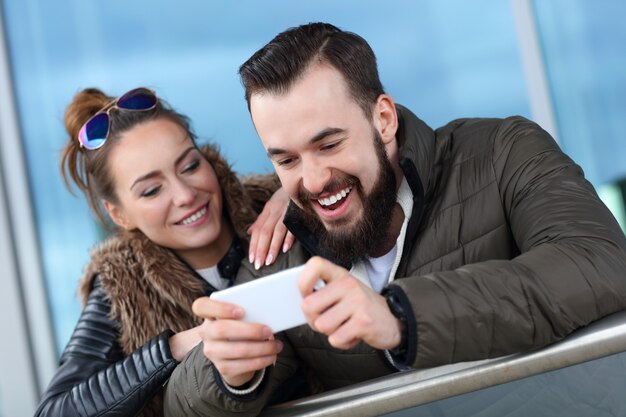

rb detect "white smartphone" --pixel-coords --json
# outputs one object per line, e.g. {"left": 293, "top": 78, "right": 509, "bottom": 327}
{"left": 210, "top": 265, "right": 323, "bottom": 333}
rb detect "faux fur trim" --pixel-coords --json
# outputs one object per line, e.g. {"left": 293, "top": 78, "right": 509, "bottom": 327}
{"left": 80, "top": 230, "right": 205, "bottom": 353}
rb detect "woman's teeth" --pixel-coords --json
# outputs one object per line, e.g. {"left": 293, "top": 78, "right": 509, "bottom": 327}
{"left": 180, "top": 206, "right": 207, "bottom": 225}
{"left": 318, "top": 186, "right": 352, "bottom": 207}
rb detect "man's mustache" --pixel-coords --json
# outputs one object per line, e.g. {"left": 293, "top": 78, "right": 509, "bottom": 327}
{"left": 297, "top": 176, "right": 358, "bottom": 202}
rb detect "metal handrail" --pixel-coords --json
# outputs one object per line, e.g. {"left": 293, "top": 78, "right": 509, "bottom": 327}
{"left": 262, "top": 311, "right": 626, "bottom": 417}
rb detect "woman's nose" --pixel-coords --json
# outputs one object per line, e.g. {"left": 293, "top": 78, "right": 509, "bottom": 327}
{"left": 172, "top": 180, "right": 197, "bottom": 206}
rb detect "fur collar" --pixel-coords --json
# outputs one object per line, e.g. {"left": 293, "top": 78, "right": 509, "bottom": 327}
{"left": 80, "top": 230, "right": 205, "bottom": 355}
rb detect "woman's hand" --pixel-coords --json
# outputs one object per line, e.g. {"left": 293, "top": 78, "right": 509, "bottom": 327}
{"left": 168, "top": 326, "right": 202, "bottom": 362}
{"left": 247, "top": 187, "right": 294, "bottom": 269}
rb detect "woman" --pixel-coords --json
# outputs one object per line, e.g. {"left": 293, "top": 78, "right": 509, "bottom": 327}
{"left": 34, "top": 87, "right": 292, "bottom": 417}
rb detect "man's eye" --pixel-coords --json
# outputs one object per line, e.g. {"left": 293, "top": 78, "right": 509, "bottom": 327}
{"left": 277, "top": 157, "right": 296, "bottom": 167}
{"left": 141, "top": 186, "right": 161, "bottom": 198}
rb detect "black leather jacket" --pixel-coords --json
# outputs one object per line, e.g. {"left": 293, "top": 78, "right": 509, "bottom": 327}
{"left": 34, "top": 233, "right": 248, "bottom": 417}
{"left": 34, "top": 278, "right": 178, "bottom": 416}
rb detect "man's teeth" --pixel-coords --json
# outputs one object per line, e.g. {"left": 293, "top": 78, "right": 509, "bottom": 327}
{"left": 318, "top": 186, "right": 352, "bottom": 207}
{"left": 180, "top": 206, "right": 207, "bottom": 225}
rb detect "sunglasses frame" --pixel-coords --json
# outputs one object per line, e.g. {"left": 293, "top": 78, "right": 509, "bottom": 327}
{"left": 78, "top": 87, "right": 158, "bottom": 150}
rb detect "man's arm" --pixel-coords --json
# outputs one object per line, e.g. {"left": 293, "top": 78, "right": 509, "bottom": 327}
{"left": 391, "top": 117, "right": 626, "bottom": 367}
{"left": 163, "top": 331, "right": 301, "bottom": 417}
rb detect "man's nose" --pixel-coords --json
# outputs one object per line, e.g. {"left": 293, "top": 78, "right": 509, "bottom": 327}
{"left": 301, "top": 159, "right": 330, "bottom": 196}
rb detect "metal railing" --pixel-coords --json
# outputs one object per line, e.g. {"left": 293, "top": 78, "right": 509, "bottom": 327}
{"left": 262, "top": 311, "right": 626, "bottom": 417}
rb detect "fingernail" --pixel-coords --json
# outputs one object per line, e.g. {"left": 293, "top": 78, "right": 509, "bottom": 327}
{"left": 255, "top": 259, "right": 262, "bottom": 270}
{"left": 276, "top": 340, "right": 283, "bottom": 352}
{"left": 232, "top": 307, "right": 244, "bottom": 318}
{"left": 265, "top": 254, "right": 274, "bottom": 266}
{"left": 282, "top": 243, "right": 289, "bottom": 253}
{"left": 262, "top": 327, "right": 273, "bottom": 338}
{"left": 249, "top": 252, "right": 254, "bottom": 264}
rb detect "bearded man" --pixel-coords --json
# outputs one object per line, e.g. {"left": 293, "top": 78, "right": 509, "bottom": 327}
{"left": 164, "top": 22, "right": 626, "bottom": 417}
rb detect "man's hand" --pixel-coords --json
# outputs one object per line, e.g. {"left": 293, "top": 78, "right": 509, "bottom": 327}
{"left": 192, "top": 297, "right": 283, "bottom": 387}
{"left": 298, "top": 256, "right": 403, "bottom": 351}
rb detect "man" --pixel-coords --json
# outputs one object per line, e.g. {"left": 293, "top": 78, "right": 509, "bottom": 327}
{"left": 164, "top": 23, "right": 626, "bottom": 416}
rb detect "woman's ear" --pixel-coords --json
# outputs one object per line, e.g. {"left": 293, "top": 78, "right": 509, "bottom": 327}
{"left": 103, "top": 200, "right": 135, "bottom": 230}
{"left": 373, "top": 94, "right": 398, "bottom": 145}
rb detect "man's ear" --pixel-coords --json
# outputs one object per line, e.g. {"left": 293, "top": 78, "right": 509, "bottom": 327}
{"left": 103, "top": 200, "right": 135, "bottom": 230}
{"left": 373, "top": 94, "right": 398, "bottom": 145}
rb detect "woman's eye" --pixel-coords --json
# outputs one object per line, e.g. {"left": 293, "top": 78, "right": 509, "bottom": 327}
{"left": 182, "top": 159, "right": 200, "bottom": 173}
{"left": 141, "top": 186, "right": 161, "bottom": 198}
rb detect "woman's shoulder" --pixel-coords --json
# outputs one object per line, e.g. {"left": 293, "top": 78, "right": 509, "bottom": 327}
{"left": 78, "top": 231, "right": 177, "bottom": 302}
{"left": 78, "top": 233, "right": 127, "bottom": 300}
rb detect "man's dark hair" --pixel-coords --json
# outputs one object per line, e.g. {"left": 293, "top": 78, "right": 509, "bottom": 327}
{"left": 239, "top": 22, "right": 384, "bottom": 119}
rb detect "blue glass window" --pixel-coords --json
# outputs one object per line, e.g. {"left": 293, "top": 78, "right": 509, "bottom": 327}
{"left": 2, "top": 0, "right": 528, "bottom": 352}
{"left": 533, "top": 0, "right": 626, "bottom": 186}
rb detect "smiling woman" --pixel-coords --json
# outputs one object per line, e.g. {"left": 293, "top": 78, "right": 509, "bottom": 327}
{"left": 34, "top": 87, "right": 293, "bottom": 417}
{"left": 103, "top": 119, "right": 232, "bottom": 269}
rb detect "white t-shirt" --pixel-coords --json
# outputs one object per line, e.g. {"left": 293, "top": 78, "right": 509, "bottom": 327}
{"left": 196, "top": 265, "right": 230, "bottom": 290}
{"left": 351, "top": 176, "right": 414, "bottom": 293}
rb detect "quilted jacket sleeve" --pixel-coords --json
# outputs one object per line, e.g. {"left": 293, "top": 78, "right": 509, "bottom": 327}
{"left": 162, "top": 332, "right": 301, "bottom": 417}
{"left": 391, "top": 117, "right": 626, "bottom": 368}
{"left": 34, "top": 278, "right": 178, "bottom": 417}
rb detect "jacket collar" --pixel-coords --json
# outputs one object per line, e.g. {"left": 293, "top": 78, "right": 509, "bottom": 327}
{"left": 217, "top": 238, "right": 246, "bottom": 281}
{"left": 394, "top": 105, "right": 436, "bottom": 275}
{"left": 284, "top": 104, "right": 436, "bottom": 268}
{"left": 394, "top": 104, "right": 436, "bottom": 200}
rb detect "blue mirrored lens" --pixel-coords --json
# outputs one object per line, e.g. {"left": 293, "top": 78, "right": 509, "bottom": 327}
{"left": 117, "top": 88, "right": 157, "bottom": 110}
{"left": 79, "top": 112, "right": 109, "bottom": 149}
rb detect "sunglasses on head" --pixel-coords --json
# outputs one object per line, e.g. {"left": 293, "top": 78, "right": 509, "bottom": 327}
{"left": 78, "top": 87, "right": 158, "bottom": 150}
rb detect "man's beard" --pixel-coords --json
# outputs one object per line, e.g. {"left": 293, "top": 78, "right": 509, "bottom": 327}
{"left": 296, "top": 129, "right": 397, "bottom": 267}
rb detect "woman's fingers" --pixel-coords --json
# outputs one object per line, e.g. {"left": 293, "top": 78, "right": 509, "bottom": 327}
{"left": 265, "top": 221, "right": 290, "bottom": 266}
{"left": 247, "top": 215, "right": 264, "bottom": 265}
{"left": 249, "top": 187, "right": 291, "bottom": 269}
{"left": 283, "top": 231, "right": 295, "bottom": 253}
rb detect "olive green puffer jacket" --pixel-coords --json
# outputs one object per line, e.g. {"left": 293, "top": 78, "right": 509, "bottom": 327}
{"left": 164, "top": 105, "right": 626, "bottom": 417}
